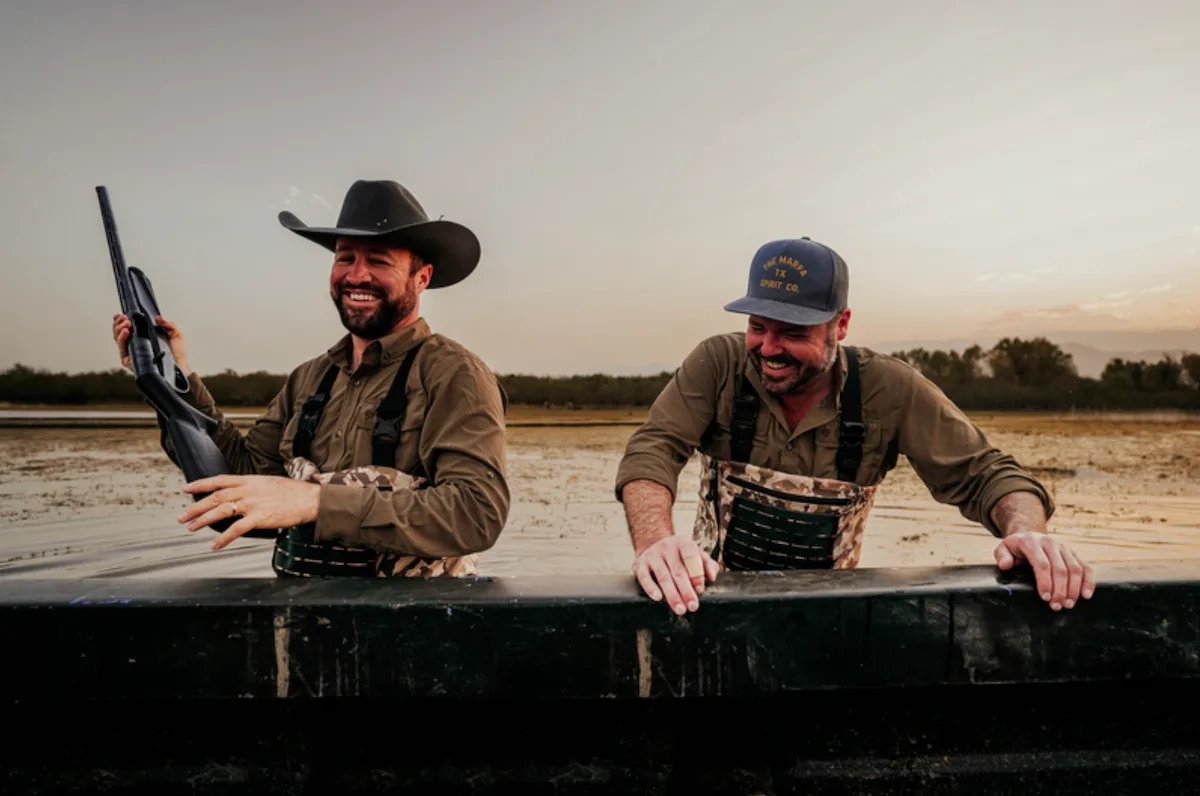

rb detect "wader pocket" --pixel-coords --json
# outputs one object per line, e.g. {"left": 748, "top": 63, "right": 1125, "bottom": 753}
{"left": 721, "top": 496, "right": 841, "bottom": 571}
{"left": 726, "top": 475, "right": 854, "bottom": 507}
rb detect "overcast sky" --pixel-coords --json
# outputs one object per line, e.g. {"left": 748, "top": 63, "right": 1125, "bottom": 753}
{"left": 2, "top": 0, "right": 1197, "bottom": 376}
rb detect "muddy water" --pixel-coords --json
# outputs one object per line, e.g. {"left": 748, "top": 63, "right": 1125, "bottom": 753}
{"left": 1, "top": 416, "right": 1198, "bottom": 579}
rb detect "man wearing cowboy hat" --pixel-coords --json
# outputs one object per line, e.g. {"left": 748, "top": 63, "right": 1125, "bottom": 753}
{"left": 615, "top": 237, "right": 1096, "bottom": 614}
{"left": 112, "top": 179, "right": 510, "bottom": 574}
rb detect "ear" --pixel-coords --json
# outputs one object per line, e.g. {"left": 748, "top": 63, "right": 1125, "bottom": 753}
{"left": 414, "top": 262, "right": 433, "bottom": 292}
{"left": 835, "top": 309, "right": 852, "bottom": 340}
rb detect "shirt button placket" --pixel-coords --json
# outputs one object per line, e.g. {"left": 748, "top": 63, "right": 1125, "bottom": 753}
{"left": 343, "top": 375, "right": 366, "bottom": 469}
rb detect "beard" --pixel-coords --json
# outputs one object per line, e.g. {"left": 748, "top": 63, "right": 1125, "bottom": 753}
{"left": 331, "top": 277, "right": 417, "bottom": 339}
{"left": 750, "top": 324, "right": 839, "bottom": 395}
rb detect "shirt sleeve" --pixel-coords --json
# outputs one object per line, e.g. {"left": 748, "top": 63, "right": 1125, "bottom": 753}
{"left": 894, "top": 364, "right": 1055, "bottom": 537}
{"left": 613, "top": 336, "right": 728, "bottom": 502}
{"left": 155, "top": 372, "right": 289, "bottom": 477}
{"left": 313, "top": 356, "right": 510, "bottom": 558}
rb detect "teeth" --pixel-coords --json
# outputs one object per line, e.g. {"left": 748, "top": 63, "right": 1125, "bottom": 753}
{"left": 347, "top": 292, "right": 379, "bottom": 301}
{"left": 764, "top": 360, "right": 791, "bottom": 369}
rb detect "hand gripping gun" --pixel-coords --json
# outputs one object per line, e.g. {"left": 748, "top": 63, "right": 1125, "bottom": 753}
{"left": 97, "top": 186, "right": 272, "bottom": 538}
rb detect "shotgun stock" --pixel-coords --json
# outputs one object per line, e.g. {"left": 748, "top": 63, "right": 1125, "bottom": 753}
{"left": 97, "top": 186, "right": 275, "bottom": 539}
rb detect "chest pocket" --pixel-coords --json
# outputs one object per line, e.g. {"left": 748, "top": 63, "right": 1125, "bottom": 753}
{"left": 353, "top": 401, "right": 425, "bottom": 475}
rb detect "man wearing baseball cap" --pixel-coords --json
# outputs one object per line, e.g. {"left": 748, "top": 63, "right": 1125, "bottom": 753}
{"left": 614, "top": 237, "right": 1095, "bottom": 615}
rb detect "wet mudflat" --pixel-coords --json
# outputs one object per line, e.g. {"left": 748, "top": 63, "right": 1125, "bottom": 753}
{"left": 0, "top": 411, "right": 1197, "bottom": 579}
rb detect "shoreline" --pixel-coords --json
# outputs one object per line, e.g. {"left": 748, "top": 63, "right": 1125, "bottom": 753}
{"left": 2, "top": 404, "right": 1199, "bottom": 431}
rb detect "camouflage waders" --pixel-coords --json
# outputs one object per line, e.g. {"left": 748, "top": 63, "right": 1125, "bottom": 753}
{"left": 692, "top": 346, "right": 876, "bottom": 571}
{"left": 271, "top": 456, "right": 477, "bottom": 578}
{"left": 269, "top": 339, "right": 472, "bottom": 578}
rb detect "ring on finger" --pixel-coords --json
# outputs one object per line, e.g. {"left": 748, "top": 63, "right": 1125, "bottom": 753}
{"left": 231, "top": 500, "right": 241, "bottom": 516}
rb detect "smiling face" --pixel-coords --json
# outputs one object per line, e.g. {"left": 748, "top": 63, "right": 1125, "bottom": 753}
{"left": 745, "top": 311, "right": 851, "bottom": 394}
{"left": 329, "top": 237, "right": 432, "bottom": 339}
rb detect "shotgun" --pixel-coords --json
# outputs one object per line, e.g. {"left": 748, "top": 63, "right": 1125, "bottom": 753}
{"left": 96, "top": 186, "right": 274, "bottom": 539}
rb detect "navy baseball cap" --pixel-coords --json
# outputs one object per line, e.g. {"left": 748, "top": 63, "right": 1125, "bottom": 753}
{"left": 724, "top": 237, "right": 849, "bottom": 326}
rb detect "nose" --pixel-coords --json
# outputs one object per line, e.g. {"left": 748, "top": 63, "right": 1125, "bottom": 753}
{"left": 758, "top": 332, "right": 784, "bottom": 358}
{"left": 344, "top": 256, "right": 372, "bottom": 283}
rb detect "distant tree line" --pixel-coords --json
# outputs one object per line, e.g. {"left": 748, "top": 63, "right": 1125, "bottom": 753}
{"left": 1, "top": 337, "right": 1197, "bottom": 410}
{"left": 888, "top": 338, "right": 1200, "bottom": 411}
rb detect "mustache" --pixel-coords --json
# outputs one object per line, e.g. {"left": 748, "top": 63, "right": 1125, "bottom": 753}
{"left": 750, "top": 349, "right": 802, "bottom": 368}
{"left": 337, "top": 282, "right": 385, "bottom": 296}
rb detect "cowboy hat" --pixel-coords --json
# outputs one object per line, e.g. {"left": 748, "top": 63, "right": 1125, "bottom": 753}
{"left": 278, "top": 179, "right": 480, "bottom": 289}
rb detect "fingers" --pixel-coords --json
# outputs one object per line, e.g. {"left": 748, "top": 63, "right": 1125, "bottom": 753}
{"left": 1080, "top": 556, "right": 1096, "bottom": 601}
{"left": 634, "top": 558, "right": 663, "bottom": 602}
{"left": 177, "top": 481, "right": 245, "bottom": 522}
{"left": 181, "top": 491, "right": 244, "bottom": 531}
{"left": 665, "top": 548, "right": 700, "bottom": 612}
{"left": 632, "top": 536, "right": 718, "bottom": 615}
{"left": 112, "top": 315, "right": 132, "bottom": 368}
{"left": 212, "top": 516, "right": 257, "bottom": 551}
{"left": 1060, "top": 546, "right": 1096, "bottom": 607}
{"left": 1017, "top": 537, "right": 1054, "bottom": 604}
{"left": 999, "top": 534, "right": 1096, "bottom": 611}
{"left": 648, "top": 556, "right": 686, "bottom": 615}
{"left": 1042, "top": 537, "right": 1070, "bottom": 611}
{"left": 182, "top": 475, "right": 245, "bottom": 494}
{"left": 1061, "top": 547, "right": 1083, "bottom": 609}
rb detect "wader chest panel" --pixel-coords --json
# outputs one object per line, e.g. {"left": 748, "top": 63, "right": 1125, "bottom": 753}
{"left": 272, "top": 341, "right": 425, "bottom": 578}
{"left": 694, "top": 346, "right": 880, "bottom": 572}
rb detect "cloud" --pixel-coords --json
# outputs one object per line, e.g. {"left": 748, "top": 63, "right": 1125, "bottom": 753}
{"left": 270, "top": 186, "right": 334, "bottom": 213}
{"left": 1078, "top": 297, "right": 1133, "bottom": 312}
{"left": 975, "top": 267, "right": 1055, "bottom": 284}
{"left": 1138, "top": 284, "right": 1173, "bottom": 295}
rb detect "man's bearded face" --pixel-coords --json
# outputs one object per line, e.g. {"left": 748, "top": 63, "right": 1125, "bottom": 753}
{"left": 329, "top": 242, "right": 422, "bottom": 339}
{"left": 746, "top": 316, "right": 840, "bottom": 394}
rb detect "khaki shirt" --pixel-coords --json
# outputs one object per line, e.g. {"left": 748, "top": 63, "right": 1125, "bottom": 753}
{"left": 614, "top": 333, "right": 1053, "bottom": 538}
{"left": 159, "top": 318, "right": 509, "bottom": 557}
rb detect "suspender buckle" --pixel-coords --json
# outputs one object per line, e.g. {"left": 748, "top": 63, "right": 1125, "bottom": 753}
{"left": 372, "top": 413, "right": 402, "bottom": 448}
{"left": 839, "top": 420, "right": 866, "bottom": 446}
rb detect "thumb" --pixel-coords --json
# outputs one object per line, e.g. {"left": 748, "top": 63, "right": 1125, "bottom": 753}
{"left": 702, "top": 551, "right": 720, "bottom": 582}
{"left": 994, "top": 542, "right": 1016, "bottom": 570}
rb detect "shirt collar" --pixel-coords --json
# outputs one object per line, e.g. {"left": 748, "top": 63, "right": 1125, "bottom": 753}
{"left": 741, "top": 343, "right": 850, "bottom": 435}
{"left": 326, "top": 317, "right": 432, "bottom": 374}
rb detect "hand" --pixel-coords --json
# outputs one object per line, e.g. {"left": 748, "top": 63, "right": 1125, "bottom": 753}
{"left": 178, "top": 474, "right": 320, "bottom": 550}
{"left": 994, "top": 531, "right": 1095, "bottom": 610}
{"left": 633, "top": 534, "right": 720, "bottom": 616}
{"left": 112, "top": 313, "right": 192, "bottom": 376}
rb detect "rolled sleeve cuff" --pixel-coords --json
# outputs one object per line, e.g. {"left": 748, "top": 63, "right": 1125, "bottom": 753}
{"left": 314, "top": 484, "right": 370, "bottom": 546}
{"left": 977, "top": 475, "right": 1056, "bottom": 538}
{"left": 614, "top": 454, "right": 683, "bottom": 503}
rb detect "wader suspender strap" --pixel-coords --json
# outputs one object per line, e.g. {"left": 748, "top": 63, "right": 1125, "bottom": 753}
{"left": 273, "top": 341, "right": 425, "bottom": 578}
{"left": 834, "top": 346, "right": 865, "bottom": 483}
{"left": 292, "top": 364, "right": 340, "bottom": 461}
{"left": 729, "top": 375, "right": 759, "bottom": 463}
{"left": 726, "top": 346, "right": 864, "bottom": 480}
{"left": 370, "top": 339, "right": 425, "bottom": 467}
